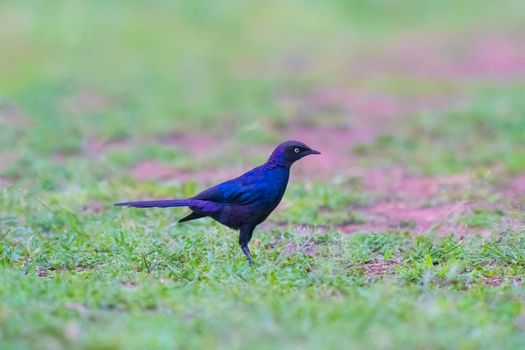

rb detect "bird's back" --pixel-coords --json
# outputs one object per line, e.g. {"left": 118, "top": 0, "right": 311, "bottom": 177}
{"left": 194, "top": 163, "right": 288, "bottom": 203}
{"left": 190, "top": 163, "right": 290, "bottom": 228}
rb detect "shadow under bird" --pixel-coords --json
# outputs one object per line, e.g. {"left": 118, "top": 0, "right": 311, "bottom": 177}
{"left": 115, "top": 140, "right": 321, "bottom": 263}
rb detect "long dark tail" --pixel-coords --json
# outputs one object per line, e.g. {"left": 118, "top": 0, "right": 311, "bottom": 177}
{"left": 114, "top": 199, "right": 192, "bottom": 208}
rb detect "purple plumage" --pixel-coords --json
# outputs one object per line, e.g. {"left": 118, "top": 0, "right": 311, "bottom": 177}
{"left": 115, "top": 140, "right": 320, "bottom": 263}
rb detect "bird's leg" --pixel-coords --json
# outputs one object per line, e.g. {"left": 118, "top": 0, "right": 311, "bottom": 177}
{"left": 241, "top": 245, "right": 253, "bottom": 264}
{"left": 239, "top": 226, "right": 254, "bottom": 264}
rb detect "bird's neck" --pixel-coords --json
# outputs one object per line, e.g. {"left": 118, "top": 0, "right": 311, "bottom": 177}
{"left": 267, "top": 152, "right": 292, "bottom": 169}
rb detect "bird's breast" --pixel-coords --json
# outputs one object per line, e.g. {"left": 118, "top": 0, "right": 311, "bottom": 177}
{"left": 260, "top": 169, "right": 289, "bottom": 205}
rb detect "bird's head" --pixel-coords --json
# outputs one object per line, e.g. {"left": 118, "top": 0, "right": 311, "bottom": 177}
{"left": 268, "top": 140, "right": 321, "bottom": 166}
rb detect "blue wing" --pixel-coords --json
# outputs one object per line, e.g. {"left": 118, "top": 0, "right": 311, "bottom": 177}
{"left": 192, "top": 167, "right": 265, "bottom": 205}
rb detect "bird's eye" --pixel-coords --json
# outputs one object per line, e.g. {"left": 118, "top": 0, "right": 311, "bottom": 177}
{"left": 294, "top": 148, "right": 300, "bottom": 153}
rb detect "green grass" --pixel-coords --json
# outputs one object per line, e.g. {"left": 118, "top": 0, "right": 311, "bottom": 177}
{"left": 1, "top": 194, "right": 525, "bottom": 349}
{"left": 2, "top": 1, "right": 525, "bottom": 349}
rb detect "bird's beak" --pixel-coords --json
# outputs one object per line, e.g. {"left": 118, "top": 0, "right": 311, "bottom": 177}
{"left": 307, "top": 149, "right": 321, "bottom": 155}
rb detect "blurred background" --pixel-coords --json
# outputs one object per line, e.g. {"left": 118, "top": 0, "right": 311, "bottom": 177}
{"left": 2, "top": 1, "right": 525, "bottom": 349}
{"left": 1, "top": 0, "right": 525, "bottom": 190}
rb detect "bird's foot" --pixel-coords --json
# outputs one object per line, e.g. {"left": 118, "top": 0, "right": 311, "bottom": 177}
{"left": 241, "top": 245, "right": 254, "bottom": 264}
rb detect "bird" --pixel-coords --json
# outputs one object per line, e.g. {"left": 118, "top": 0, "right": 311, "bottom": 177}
{"left": 115, "top": 140, "right": 321, "bottom": 263}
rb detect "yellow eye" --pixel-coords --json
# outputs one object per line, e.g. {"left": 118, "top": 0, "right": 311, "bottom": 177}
{"left": 294, "top": 148, "right": 300, "bottom": 153}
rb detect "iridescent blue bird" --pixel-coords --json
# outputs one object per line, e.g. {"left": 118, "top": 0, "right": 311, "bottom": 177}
{"left": 115, "top": 140, "right": 320, "bottom": 263}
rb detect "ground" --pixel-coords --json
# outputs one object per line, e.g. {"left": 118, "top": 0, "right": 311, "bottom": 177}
{"left": 1, "top": 1, "right": 525, "bottom": 349}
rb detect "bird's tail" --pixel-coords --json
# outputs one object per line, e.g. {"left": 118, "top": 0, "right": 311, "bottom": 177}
{"left": 114, "top": 199, "right": 192, "bottom": 208}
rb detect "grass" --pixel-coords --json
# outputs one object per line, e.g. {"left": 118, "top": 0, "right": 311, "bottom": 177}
{"left": 2, "top": 1, "right": 525, "bottom": 349}
{"left": 1, "top": 198, "right": 525, "bottom": 349}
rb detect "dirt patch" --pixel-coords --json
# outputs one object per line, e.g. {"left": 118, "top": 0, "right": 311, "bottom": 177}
{"left": 283, "top": 241, "right": 316, "bottom": 256}
{"left": 0, "top": 100, "right": 33, "bottom": 126}
{"left": 359, "top": 259, "right": 399, "bottom": 277}
{"left": 336, "top": 222, "right": 396, "bottom": 234}
{"left": 507, "top": 174, "right": 525, "bottom": 197}
{"left": 123, "top": 123, "right": 357, "bottom": 181}
{"left": 360, "top": 32, "right": 525, "bottom": 80}
{"left": 86, "top": 130, "right": 222, "bottom": 166}
{"left": 361, "top": 168, "right": 471, "bottom": 201}
{"left": 483, "top": 277, "right": 503, "bottom": 287}
{"left": 461, "top": 36, "right": 525, "bottom": 77}
{"left": 0, "top": 177, "right": 10, "bottom": 188}
{"left": 483, "top": 277, "right": 522, "bottom": 287}
{"left": 308, "top": 88, "right": 404, "bottom": 119}
{"left": 281, "top": 87, "right": 457, "bottom": 179}
{"left": 130, "top": 159, "right": 242, "bottom": 184}
{"left": 327, "top": 169, "right": 478, "bottom": 235}
{"left": 159, "top": 133, "right": 220, "bottom": 158}
{"left": 275, "top": 165, "right": 475, "bottom": 235}
{"left": 120, "top": 133, "right": 484, "bottom": 237}
{"left": 306, "top": 87, "right": 452, "bottom": 119}
{"left": 36, "top": 266, "right": 49, "bottom": 278}
{"left": 330, "top": 198, "right": 476, "bottom": 235}
{"left": 131, "top": 161, "right": 191, "bottom": 181}
{"left": 335, "top": 196, "right": 482, "bottom": 236}
{"left": 362, "top": 201, "right": 470, "bottom": 232}
{"left": 191, "top": 167, "right": 248, "bottom": 185}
